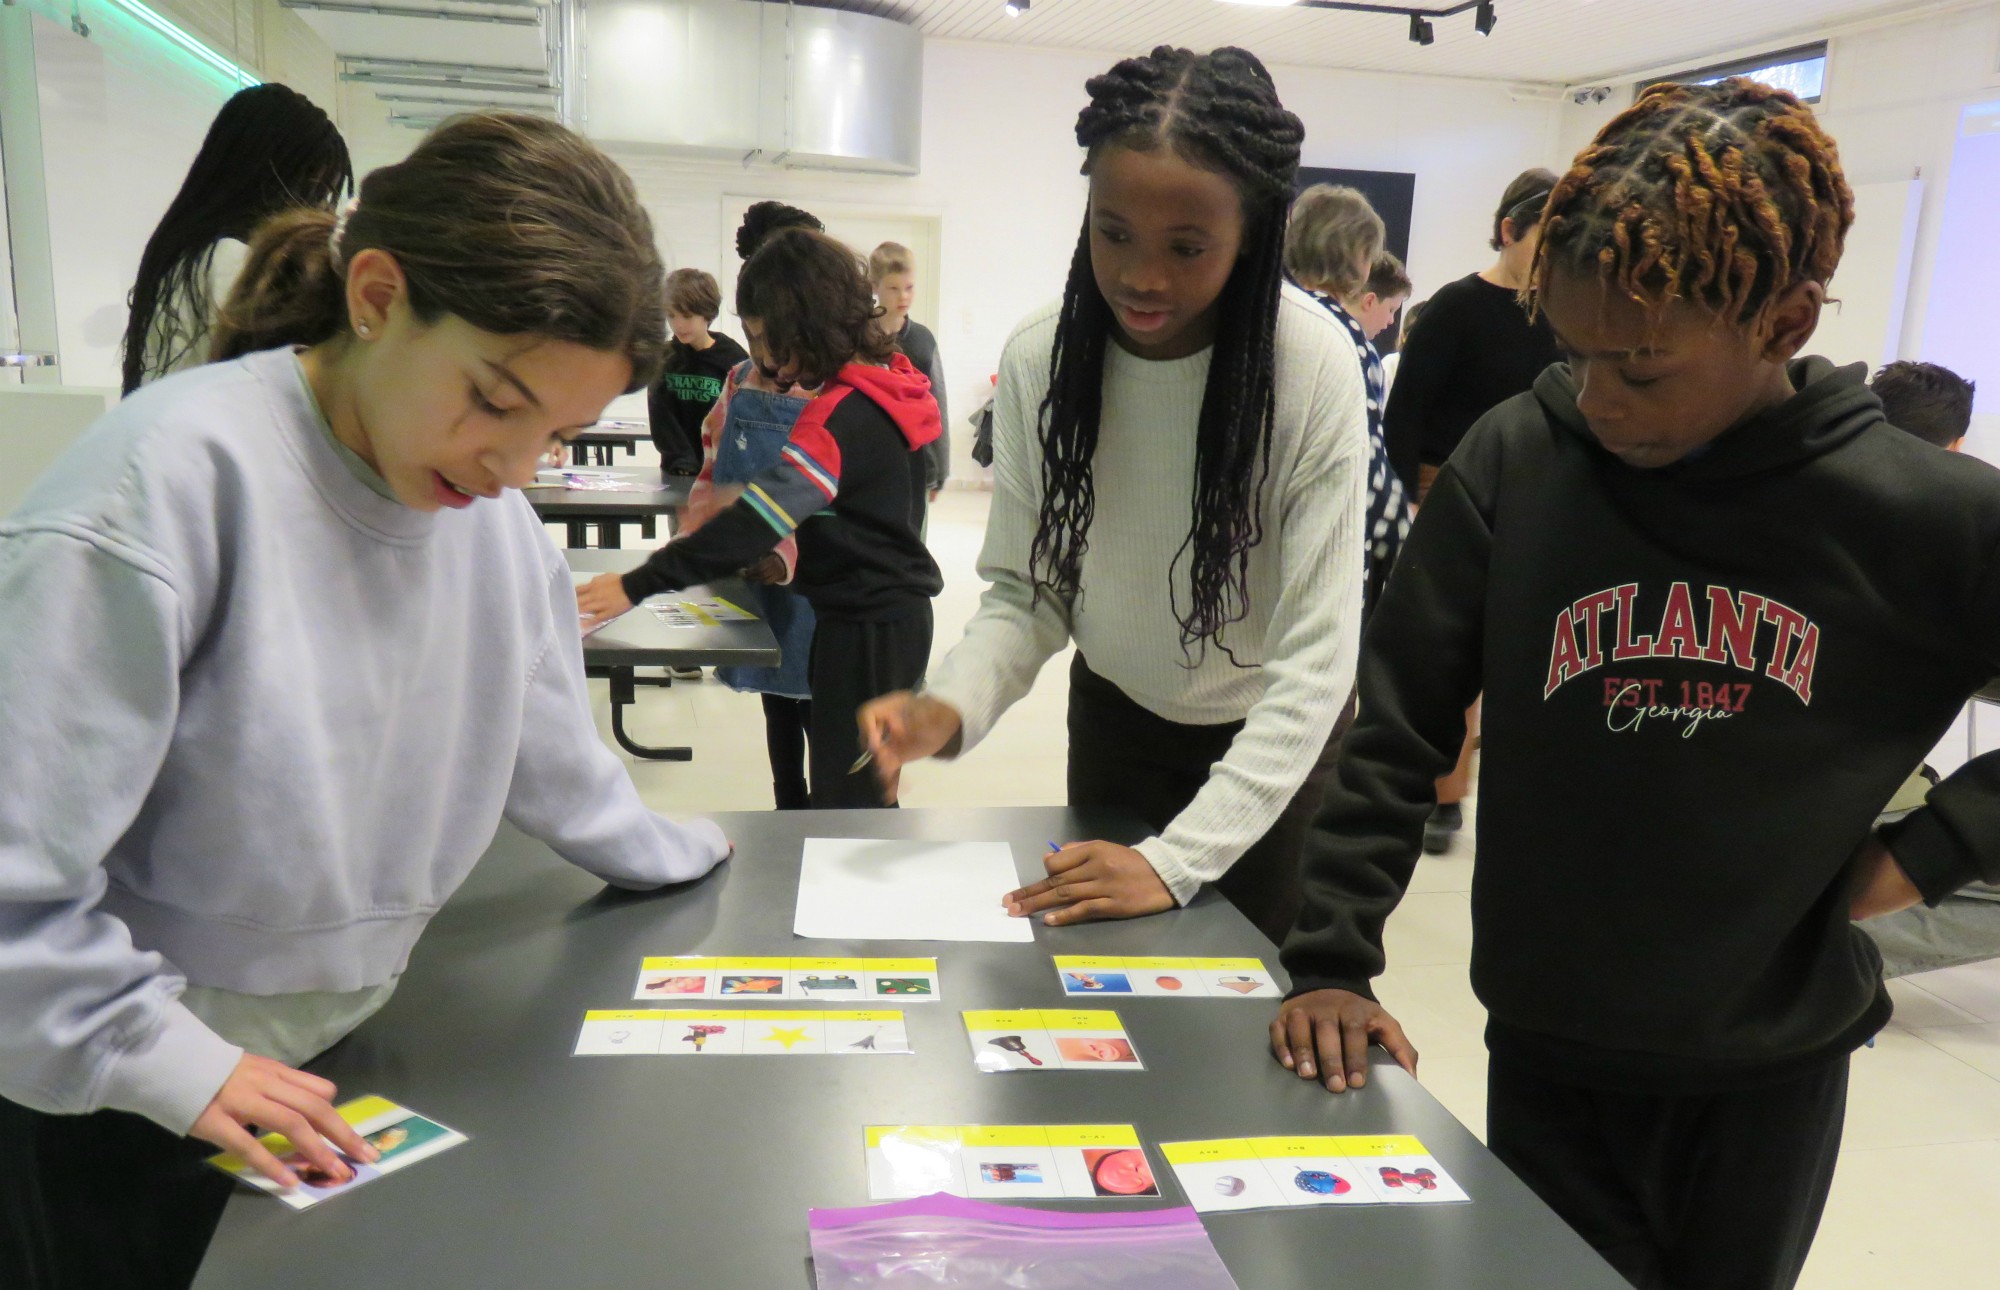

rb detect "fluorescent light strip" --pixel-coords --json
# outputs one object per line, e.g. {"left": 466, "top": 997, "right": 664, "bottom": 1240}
{"left": 105, "top": 0, "right": 262, "bottom": 86}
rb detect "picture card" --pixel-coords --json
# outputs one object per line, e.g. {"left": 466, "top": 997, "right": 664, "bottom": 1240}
{"left": 648, "top": 596, "right": 759, "bottom": 628}
{"left": 962, "top": 1009, "right": 1143, "bottom": 1073}
{"left": 1054, "top": 956, "right": 1279, "bottom": 999}
{"left": 1160, "top": 1136, "right": 1469, "bottom": 1213}
{"left": 794, "top": 838, "right": 1035, "bottom": 943}
{"left": 866, "top": 1125, "right": 1160, "bottom": 1200}
{"left": 206, "top": 1095, "right": 468, "bottom": 1211}
{"left": 575, "top": 1009, "right": 912, "bottom": 1056}
{"left": 633, "top": 956, "right": 940, "bottom": 1003}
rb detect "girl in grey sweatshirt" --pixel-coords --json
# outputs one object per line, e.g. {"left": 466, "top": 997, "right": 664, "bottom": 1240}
{"left": 0, "top": 114, "right": 725, "bottom": 1290}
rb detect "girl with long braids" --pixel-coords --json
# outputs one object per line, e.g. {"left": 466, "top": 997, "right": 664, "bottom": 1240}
{"left": 121, "top": 84, "right": 352, "bottom": 394}
{"left": 860, "top": 46, "right": 1369, "bottom": 944}
{"left": 1276, "top": 79, "right": 2000, "bottom": 1288}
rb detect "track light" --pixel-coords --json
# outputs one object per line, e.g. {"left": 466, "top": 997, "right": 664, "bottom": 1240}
{"left": 1004, "top": 0, "right": 1028, "bottom": 15}
{"left": 1475, "top": 1, "right": 1496, "bottom": 35}
{"left": 1408, "top": 13, "right": 1434, "bottom": 45}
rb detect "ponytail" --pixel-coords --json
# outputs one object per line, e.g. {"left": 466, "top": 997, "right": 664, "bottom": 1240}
{"left": 211, "top": 208, "right": 348, "bottom": 362}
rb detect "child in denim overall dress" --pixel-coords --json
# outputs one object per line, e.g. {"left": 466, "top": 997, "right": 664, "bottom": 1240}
{"left": 695, "top": 362, "right": 817, "bottom": 807}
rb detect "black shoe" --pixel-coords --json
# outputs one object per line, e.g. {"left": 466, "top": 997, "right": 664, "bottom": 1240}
{"left": 1422, "top": 802, "right": 1463, "bottom": 855}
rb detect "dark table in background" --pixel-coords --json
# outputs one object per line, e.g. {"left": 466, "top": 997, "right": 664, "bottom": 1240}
{"left": 569, "top": 421, "right": 648, "bottom": 467}
{"left": 529, "top": 470, "right": 689, "bottom": 549}
{"left": 568, "top": 548, "right": 778, "bottom": 762}
{"left": 194, "top": 807, "right": 1624, "bottom": 1290}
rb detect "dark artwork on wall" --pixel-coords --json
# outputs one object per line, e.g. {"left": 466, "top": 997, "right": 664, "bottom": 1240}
{"left": 1295, "top": 167, "right": 1417, "bottom": 351}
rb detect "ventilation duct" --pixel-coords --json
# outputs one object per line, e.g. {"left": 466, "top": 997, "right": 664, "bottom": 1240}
{"left": 574, "top": 0, "right": 922, "bottom": 174}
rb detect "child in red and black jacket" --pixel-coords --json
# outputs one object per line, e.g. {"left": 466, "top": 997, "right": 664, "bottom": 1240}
{"left": 1270, "top": 80, "right": 2000, "bottom": 1290}
{"left": 578, "top": 228, "right": 943, "bottom": 808}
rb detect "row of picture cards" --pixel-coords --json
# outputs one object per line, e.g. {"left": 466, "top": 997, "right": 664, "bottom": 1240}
{"left": 577, "top": 1009, "right": 912, "bottom": 1055}
{"left": 868, "top": 1125, "right": 1162, "bottom": 1200}
{"left": 1054, "top": 955, "right": 1278, "bottom": 998}
{"left": 966, "top": 1010, "right": 1141, "bottom": 1071}
{"left": 208, "top": 1096, "right": 466, "bottom": 1211}
{"left": 1163, "top": 1136, "right": 1469, "bottom": 1212}
{"left": 634, "top": 956, "right": 940, "bottom": 1003}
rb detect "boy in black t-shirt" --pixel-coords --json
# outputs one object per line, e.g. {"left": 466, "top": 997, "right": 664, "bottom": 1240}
{"left": 648, "top": 268, "right": 749, "bottom": 477}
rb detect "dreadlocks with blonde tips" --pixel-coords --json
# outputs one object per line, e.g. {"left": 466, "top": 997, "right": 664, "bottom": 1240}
{"left": 1532, "top": 77, "right": 1854, "bottom": 326}
{"left": 1033, "top": 45, "right": 1305, "bottom": 662}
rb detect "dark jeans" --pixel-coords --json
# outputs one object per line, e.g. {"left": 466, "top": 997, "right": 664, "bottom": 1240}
{"left": 761, "top": 694, "right": 812, "bottom": 810}
{"left": 1064, "top": 653, "right": 1354, "bottom": 945}
{"left": 807, "top": 606, "right": 933, "bottom": 809}
{"left": 1, "top": 1095, "right": 234, "bottom": 1290}
{"left": 1487, "top": 1052, "right": 1849, "bottom": 1290}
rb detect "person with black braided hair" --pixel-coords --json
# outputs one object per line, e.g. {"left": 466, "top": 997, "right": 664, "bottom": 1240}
{"left": 1273, "top": 78, "right": 2000, "bottom": 1289}
{"left": 859, "top": 46, "right": 1369, "bottom": 945}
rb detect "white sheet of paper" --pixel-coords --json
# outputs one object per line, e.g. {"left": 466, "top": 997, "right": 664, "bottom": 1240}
{"left": 793, "top": 839, "right": 1035, "bottom": 943}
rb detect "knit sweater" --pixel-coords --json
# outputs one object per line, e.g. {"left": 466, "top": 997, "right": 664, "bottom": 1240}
{"left": 922, "top": 287, "right": 1369, "bottom": 903}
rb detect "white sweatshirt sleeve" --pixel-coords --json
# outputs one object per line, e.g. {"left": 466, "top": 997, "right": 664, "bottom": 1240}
{"left": 918, "top": 322, "right": 1075, "bottom": 749}
{"left": 1135, "top": 340, "right": 1369, "bottom": 905}
{"left": 0, "top": 528, "right": 244, "bottom": 1134}
{"left": 503, "top": 563, "right": 731, "bottom": 887}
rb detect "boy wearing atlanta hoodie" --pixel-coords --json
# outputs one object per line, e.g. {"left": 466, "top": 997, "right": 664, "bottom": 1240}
{"left": 1270, "top": 82, "right": 2000, "bottom": 1290}
{"left": 579, "top": 228, "right": 943, "bottom": 809}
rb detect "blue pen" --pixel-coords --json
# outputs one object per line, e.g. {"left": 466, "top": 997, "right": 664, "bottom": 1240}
{"left": 1046, "top": 840, "right": 1063, "bottom": 855}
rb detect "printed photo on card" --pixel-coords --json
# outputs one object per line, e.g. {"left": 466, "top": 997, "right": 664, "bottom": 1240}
{"left": 207, "top": 1097, "right": 467, "bottom": 1211}
{"left": 866, "top": 1125, "right": 1153, "bottom": 1201}
{"left": 824, "top": 1014, "right": 913, "bottom": 1055}
{"left": 632, "top": 956, "right": 940, "bottom": 1003}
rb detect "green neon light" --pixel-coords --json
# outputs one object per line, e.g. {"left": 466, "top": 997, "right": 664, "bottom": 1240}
{"left": 102, "top": 0, "right": 263, "bottom": 87}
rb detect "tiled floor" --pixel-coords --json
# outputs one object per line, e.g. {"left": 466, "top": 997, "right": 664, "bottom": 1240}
{"left": 579, "top": 484, "right": 2000, "bottom": 1290}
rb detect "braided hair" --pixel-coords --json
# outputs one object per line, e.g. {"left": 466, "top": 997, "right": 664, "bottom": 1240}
{"left": 1532, "top": 78, "right": 1852, "bottom": 325}
{"left": 121, "top": 85, "right": 350, "bottom": 394}
{"left": 1033, "top": 46, "right": 1304, "bottom": 661}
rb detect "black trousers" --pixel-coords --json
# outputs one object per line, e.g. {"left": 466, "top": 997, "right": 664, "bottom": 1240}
{"left": 1, "top": 1095, "right": 234, "bottom": 1290}
{"left": 1065, "top": 653, "right": 1353, "bottom": 946}
{"left": 761, "top": 694, "right": 813, "bottom": 810}
{"left": 807, "top": 606, "right": 933, "bottom": 809}
{"left": 1487, "top": 1052, "right": 1849, "bottom": 1290}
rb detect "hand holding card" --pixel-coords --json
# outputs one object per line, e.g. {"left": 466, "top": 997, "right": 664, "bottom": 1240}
{"left": 190, "top": 1054, "right": 379, "bottom": 1188}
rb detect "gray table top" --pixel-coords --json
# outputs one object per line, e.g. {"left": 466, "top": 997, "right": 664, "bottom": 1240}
{"left": 528, "top": 470, "right": 690, "bottom": 518}
{"left": 568, "top": 549, "right": 780, "bottom": 669}
{"left": 194, "top": 806, "right": 1621, "bottom": 1290}
{"left": 572, "top": 427, "right": 648, "bottom": 445}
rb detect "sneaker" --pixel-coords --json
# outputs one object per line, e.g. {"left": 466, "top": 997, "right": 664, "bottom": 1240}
{"left": 668, "top": 666, "right": 703, "bottom": 682}
{"left": 1422, "top": 802, "right": 1463, "bottom": 855}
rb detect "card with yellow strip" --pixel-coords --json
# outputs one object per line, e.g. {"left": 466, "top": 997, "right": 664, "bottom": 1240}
{"left": 1159, "top": 1135, "right": 1469, "bottom": 1212}
{"left": 1052, "top": 955, "right": 1278, "bottom": 999}
{"left": 205, "top": 1096, "right": 467, "bottom": 1211}
{"left": 865, "top": 1124, "right": 1159, "bottom": 1200}
{"left": 633, "top": 956, "right": 940, "bottom": 1003}
{"left": 574, "top": 1009, "right": 912, "bottom": 1056}
{"left": 961, "top": 1009, "right": 1143, "bottom": 1072}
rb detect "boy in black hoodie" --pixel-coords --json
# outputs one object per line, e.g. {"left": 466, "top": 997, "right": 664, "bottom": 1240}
{"left": 578, "top": 229, "right": 943, "bottom": 808}
{"left": 1270, "top": 80, "right": 2000, "bottom": 1290}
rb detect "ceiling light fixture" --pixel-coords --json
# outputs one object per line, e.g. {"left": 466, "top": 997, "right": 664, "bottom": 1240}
{"left": 1004, "top": 0, "right": 1029, "bottom": 15}
{"left": 1227, "top": 3, "right": 1502, "bottom": 46}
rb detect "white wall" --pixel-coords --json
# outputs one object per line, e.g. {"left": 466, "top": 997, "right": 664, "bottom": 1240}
{"left": 557, "top": 39, "right": 1562, "bottom": 481}
{"left": 0, "top": 0, "right": 338, "bottom": 392}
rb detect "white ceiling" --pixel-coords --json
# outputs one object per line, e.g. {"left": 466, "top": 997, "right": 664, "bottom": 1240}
{"left": 814, "top": 0, "right": 1946, "bottom": 85}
